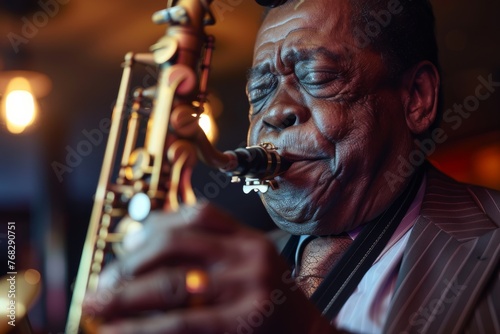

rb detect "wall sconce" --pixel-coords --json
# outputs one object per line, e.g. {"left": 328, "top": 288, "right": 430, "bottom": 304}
{"left": 0, "top": 71, "right": 51, "bottom": 134}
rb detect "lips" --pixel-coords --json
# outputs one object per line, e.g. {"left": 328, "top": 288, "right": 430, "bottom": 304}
{"left": 251, "top": 143, "right": 328, "bottom": 180}
{"left": 278, "top": 148, "right": 328, "bottom": 165}
{"left": 253, "top": 136, "right": 331, "bottom": 176}
{"left": 274, "top": 154, "right": 329, "bottom": 183}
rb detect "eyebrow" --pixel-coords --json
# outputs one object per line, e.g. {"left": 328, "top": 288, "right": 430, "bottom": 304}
{"left": 284, "top": 47, "right": 341, "bottom": 64}
{"left": 247, "top": 63, "right": 271, "bottom": 82}
{"left": 247, "top": 47, "right": 341, "bottom": 81}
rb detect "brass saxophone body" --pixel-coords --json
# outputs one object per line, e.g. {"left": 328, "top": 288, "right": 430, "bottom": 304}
{"left": 65, "top": 1, "right": 289, "bottom": 333}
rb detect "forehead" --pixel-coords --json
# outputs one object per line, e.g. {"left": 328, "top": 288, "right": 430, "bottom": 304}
{"left": 254, "top": 0, "right": 355, "bottom": 62}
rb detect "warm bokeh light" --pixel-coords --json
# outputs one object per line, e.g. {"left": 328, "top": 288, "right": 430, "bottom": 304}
{"left": 185, "top": 269, "right": 209, "bottom": 294}
{"left": 192, "top": 101, "right": 219, "bottom": 144}
{"left": 198, "top": 113, "right": 218, "bottom": 143}
{"left": 6, "top": 90, "right": 36, "bottom": 129}
{"left": 25, "top": 269, "right": 42, "bottom": 285}
{"left": 2, "top": 77, "right": 38, "bottom": 134}
{"left": 0, "top": 269, "right": 41, "bottom": 334}
{"left": 473, "top": 145, "right": 500, "bottom": 189}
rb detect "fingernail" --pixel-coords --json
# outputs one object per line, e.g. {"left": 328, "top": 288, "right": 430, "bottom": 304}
{"left": 179, "top": 201, "right": 208, "bottom": 222}
{"left": 123, "top": 228, "right": 146, "bottom": 252}
{"left": 98, "top": 268, "right": 120, "bottom": 290}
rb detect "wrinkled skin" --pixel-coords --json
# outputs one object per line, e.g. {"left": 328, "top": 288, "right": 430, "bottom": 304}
{"left": 247, "top": 0, "right": 418, "bottom": 236}
{"left": 82, "top": 0, "right": 438, "bottom": 333}
{"left": 82, "top": 206, "right": 332, "bottom": 334}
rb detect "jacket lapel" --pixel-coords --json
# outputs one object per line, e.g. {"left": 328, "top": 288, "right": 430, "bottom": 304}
{"left": 384, "top": 168, "right": 500, "bottom": 333}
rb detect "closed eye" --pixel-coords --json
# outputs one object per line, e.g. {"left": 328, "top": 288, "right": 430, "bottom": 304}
{"left": 299, "top": 71, "right": 338, "bottom": 87}
{"left": 294, "top": 60, "right": 343, "bottom": 97}
{"left": 247, "top": 73, "right": 278, "bottom": 106}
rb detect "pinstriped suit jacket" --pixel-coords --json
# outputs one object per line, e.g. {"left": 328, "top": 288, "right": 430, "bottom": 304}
{"left": 383, "top": 166, "right": 500, "bottom": 334}
{"left": 269, "top": 166, "right": 500, "bottom": 333}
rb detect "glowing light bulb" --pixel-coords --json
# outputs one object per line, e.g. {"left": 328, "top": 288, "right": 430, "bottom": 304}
{"left": 2, "top": 77, "right": 38, "bottom": 134}
{"left": 6, "top": 90, "right": 36, "bottom": 127}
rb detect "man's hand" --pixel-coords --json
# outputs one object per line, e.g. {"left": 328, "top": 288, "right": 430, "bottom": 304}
{"left": 82, "top": 202, "right": 334, "bottom": 334}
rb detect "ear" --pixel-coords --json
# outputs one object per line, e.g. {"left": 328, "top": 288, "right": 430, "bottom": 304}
{"left": 403, "top": 61, "right": 440, "bottom": 134}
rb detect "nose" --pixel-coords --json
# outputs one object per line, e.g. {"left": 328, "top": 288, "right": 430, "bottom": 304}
{"left": 261, "top": 88, "right": 309, "bottom": 131}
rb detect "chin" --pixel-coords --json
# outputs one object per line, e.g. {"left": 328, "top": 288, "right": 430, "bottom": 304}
{"left": 271, "top": 217, "right": 321, "bottom": 235}
{"left": 264, "top": 198, "right": 349, "bottom": 236}
{"left": 259, "top": 160, "right": 352, "bottom": 234}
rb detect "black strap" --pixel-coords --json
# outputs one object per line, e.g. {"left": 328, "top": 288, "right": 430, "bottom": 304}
{"left": 281, "top": 234, "right": 300, "bottom": 268}
{"left": 281, "top": 168, "right": 424, "bottom": 319}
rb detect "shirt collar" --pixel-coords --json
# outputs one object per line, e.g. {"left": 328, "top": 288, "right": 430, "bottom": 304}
{"left": 295, "top": 174, "right": 427, "bottom": 266}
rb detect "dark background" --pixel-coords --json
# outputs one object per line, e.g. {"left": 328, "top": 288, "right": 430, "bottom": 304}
{"left": 0, "top": 0, "right": 498, "bottom": 332}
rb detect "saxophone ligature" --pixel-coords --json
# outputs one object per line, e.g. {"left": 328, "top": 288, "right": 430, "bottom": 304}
{"left": 65, "top": 1, "right": 290, "bottom": 333}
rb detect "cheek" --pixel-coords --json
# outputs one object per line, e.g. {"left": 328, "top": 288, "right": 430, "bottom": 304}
{"left": 311, "top": 101, "right": 355, "bottom": 144}
{"left": 312, "top": 99, "right": 385, "bottom": 169}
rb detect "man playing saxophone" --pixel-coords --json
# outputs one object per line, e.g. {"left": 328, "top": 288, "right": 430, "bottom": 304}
{"left": 82, "top": 0, "right": 500, "bottom": 333}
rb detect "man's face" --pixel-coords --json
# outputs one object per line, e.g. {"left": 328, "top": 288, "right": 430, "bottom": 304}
{"left": 247, "top": 0, "right": 414, "bottom": 235}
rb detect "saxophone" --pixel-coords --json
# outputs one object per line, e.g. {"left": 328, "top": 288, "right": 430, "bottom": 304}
{"left": 65, "top": 0, "right": 289, "bottom": 333}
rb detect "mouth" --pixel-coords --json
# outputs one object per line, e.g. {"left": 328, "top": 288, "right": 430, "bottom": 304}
{"left": 278, "top": 149, "right": 329, "bottom": 164}
{"left": 275, "top": 151, "right": 329, "bottom": 181}
{"left": 250, "top": 141, "right": 331, "bottom": 179}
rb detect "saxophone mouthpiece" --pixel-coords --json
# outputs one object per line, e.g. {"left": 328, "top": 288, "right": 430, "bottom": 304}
{"left": 219, "top": 143, "right": 291, "bottom": 193}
